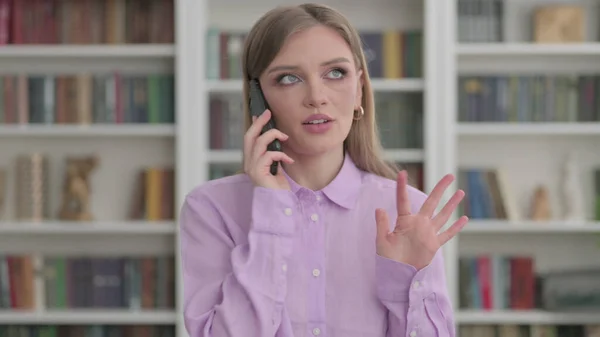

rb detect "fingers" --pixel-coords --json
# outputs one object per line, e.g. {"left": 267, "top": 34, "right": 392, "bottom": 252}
{"left": 244, "top": 110, "right": 268, "bottom": 151}
{"left": 243, "top": 110, "right": 290, "bottom": 171}
{"left": 437, "top": 215, "right": 469, "bottom": 246}
{"left": 396, "top": 170, "right": 411, "bottom": 216}
{"left": 432, "top": 189, "right": 465, "bottom": 231}
{"left": 418, "top": 174, "right": 455, "bottom": 217}
{"left": 256, "top": 151, "right": 294, "bottom": 173}
{"left": 375, "top": 208, "right": 391, "bottom": 241}
{"left": 252, "top": 128, "right": 288, "bottom": 161}
{"left": 243, "top": 110, "right": 274, "bottom": 163}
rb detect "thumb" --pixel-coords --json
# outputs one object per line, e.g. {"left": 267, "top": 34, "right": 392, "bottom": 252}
{"left": 375, "top": 208, "right": 390, "bottom": 241}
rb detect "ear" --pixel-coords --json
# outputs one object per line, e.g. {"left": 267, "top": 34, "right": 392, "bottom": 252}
{"left": 354, "top": 69, "right": 364, "bottom": 109}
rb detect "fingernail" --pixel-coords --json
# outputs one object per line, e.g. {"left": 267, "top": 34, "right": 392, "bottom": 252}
{"left": 252, "top": 116, "right": 257, "bottom": 122}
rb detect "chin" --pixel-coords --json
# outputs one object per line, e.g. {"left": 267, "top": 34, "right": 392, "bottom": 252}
{"left": 287, "top": 137, "right": 344, "bottom": 157}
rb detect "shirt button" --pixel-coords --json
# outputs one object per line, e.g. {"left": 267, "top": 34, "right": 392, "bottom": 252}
{"left": 282, "top": 264, "right": 287, "bottom": 272}
{"left": 413, "top": 281, "right": 420, "bottom": 289}
{"left": 312, "top": 328, "right": 321, "bottom": 335}
{"left": 410, "top": 330, "right": 417, "bottom": 337}
{"left": 284, "top": 208, "right": 292, "bottom": 216}
{"left": 312, "top": 269, "right": 320, "bottom": 277}
{"left": 310, "top": 214, "right": 319, "bottom": 221}
{"left": 316, "top": 195, "right": 322, "bottom": 201}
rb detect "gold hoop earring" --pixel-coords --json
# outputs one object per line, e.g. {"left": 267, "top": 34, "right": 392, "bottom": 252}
{"left": 353, "top": 106, "right": 364, "bottom": 121}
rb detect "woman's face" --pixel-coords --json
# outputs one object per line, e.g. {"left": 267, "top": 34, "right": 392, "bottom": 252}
{"left": 259, "top": 25, "right": 363, "bottom": 157}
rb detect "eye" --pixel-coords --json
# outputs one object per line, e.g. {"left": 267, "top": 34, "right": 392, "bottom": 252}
{"left": 277, "top": 74, "right": 300, "bottom": 85}
{"left": 326, "top": 68, "right": 347, "bottom": 79}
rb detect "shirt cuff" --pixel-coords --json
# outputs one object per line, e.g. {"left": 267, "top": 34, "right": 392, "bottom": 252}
{"left": 251, "top": 186, "right": 298, "bottom": 236}
{"left": 376, "top": 254, "right": 435, "bottom": 303}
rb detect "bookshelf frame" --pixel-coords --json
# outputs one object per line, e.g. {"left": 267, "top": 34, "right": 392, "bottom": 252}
{"left": 1, "top": 0, "right": 598, "bottom": 336}
{"left": 444, "top": 0, "right": 600, "bottom": 331}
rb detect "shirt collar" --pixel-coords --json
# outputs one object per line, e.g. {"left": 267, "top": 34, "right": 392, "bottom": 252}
{"left": 283, "top": 153, "right": 363, "bottom": 209}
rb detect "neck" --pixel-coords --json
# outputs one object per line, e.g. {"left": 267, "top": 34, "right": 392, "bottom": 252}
{"left": 282, "top": 147, "right": 345, "bottom": 191}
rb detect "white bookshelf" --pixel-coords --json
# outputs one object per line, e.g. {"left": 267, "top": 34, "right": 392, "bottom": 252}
{"left": 0, "top": 124, "right": 176, "bottom": 137}
{"left": 456, "top": 309, "right": 600, "bottom": 325}
{"left": 463, "top": 220, "right": 600, "bottom": 234}
{"left": 441, "top": 0, "right": 600, "bottom": 331}
{"left": 0, "top": 309, "right": 177, "bottom": 325}
{"left": 457, "top": 122, "right": 600, "bottom": 136}
{"left": 4, "top": 0, "right": 598, "bottom": 336}
{"left": 0, "top": 45, "right": 176, "bottom": 58}
{"left": 0, "top": 221, "right": 175, "bottom": 235}
{"left": 0, "top": 1, "right": 193, "bottom": 337}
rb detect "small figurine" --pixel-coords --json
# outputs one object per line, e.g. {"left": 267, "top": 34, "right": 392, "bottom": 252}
{"left": 531, "top": 185, "right": 551, "bottom": 221}
{"left": 561, "top": 152, "right": 585, "bottom": 222}
{"left": 58, "top": 156, "right": 99, "bottom": 221}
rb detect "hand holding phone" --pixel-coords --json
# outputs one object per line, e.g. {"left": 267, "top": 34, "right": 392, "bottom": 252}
{"left": 248, "top": 80, "right": 282, "bottom": 175}
{"left": 243, "top": 80, "right": 295, "bottom": 190}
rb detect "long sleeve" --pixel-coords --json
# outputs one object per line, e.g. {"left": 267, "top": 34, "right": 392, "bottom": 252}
{"left": 376, "top": 249, "right": 455, "bottom": 337}
{"left": 179, "top": 186, "right": 298, "bottom": 337}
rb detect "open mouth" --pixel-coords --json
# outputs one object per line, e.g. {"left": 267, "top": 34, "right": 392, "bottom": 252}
{"left": 303, "top": 119, "right": 330, "bottom": 125}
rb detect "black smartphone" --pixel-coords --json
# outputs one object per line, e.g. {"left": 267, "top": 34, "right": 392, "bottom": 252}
{"left": 248, "top": 79, "right": 282, "bottom": 175}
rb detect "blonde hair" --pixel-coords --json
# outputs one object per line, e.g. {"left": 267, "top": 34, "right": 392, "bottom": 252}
{"left": 241, "top": 3, "right": 399, "bottom": 180}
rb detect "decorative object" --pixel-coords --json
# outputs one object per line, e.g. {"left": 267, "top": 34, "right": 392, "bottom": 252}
{"left": 15, "top": 153, "right": 50, "bottom": 221}
{"left": 533, "top": 5, "right": 584, "bottom": 43}
{"left": 561, "top": 152, "right": 586, "bottom": 222}
{"left": 58, "top": 156, "right": 99, "bottom": 221}
{"left": 531, "top": 185, "right": 552, "bottom": 221}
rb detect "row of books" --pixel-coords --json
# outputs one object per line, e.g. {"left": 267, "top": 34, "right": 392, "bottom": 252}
{"left": 0, "top": 0, "right": 174, "bottom": 45}
{"left": 460, "top": 324, "right": 599, "bottom": 337}
{"left": 459, "top": 255, "right": 535, "bottom": 310}
{"left": 129, "top": 167, "right": 175, "bottom": 221}
{"left": 0, "top": 74, "right": 175, "bottom": 125}
{"left": 0, "top": 255, "right": 175, "bottom": 310}
{"left": 209, "top": 93, "right": 424, "bottom": 151}
{"left": 458, "top": 75, "right": 600, "bottom": 123}
{"left": 205, "top": 28, "right": 423, "bottom": 80}
{"left": 0, "top": 158, "right": 175, "bottom": 222}
{"left": 460, "top": 254, "right": 600, "bottom": 313}
{"left": 457, "top": 168, "right": 517, "bottom": 221}
{"left": 376, "top": 93, "right": 423, "bottom": 149}
{"left": 457, "top": 0, "right": 503, "bottom": 43}
{"left": 0, "top": 325, "right": 175, "bottom": 337}
{"left": 458, "top": 167, "right": 600, "bottom": 222}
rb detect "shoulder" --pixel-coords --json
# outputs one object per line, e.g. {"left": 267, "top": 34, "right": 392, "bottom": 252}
{"left": 361, "top": 172, "right": 428, "bottom": 214}
{"left": 182, "top": 173, "right": 254, "bottom": 213}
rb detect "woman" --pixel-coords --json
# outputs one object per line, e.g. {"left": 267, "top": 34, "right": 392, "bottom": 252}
{"left": 179, "top": 3, "right": 468, "bottom": 337}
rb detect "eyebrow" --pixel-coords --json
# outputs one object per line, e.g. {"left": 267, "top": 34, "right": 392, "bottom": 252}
{"left": 266, "top": 57, "right": 350, "bottom": 74}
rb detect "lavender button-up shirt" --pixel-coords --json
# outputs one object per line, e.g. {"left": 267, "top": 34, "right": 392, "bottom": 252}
{"left": 179, "top": 154, "right": 455, "bottom": 337}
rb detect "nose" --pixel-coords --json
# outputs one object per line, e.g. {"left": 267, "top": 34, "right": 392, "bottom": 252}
{"left": 303, "top": 79, "right": 327, "bottom": 108}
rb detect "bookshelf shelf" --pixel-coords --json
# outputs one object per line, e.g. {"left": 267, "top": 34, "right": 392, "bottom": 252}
{"left": 0, "top": 221, "right": 176, "bottom": 235}
{"left": 457, "top": 122, "right": 600, "bottom": 136}
{"left": 457, "top": 43, "right": 600, "bottom": 56}
{"left": 206, "top": 78, "right": 425, "bottom": 93}
{"left": 207, "top": 150, "right": 242, "bottom": 163}
{"left": 0, "top": 45, "right": 176, "bottom": 58}
{"left": 383, "top": 149, "right": 424, "bottom": 162}
{"left": 446, "top": 1, "right": 600, "bottom": 331}
{"left": 207, "top": 149, "right": 424, "bottom": 164}
{"left": 462, "top": 220, "right": 600, "bottom": 234}
{"left": 0, "top": 310, "right": 177, "bottom": 325}
{"left": 456, "top": 309, "right": 600, "bottom": 325}
{"left": 0, "top": 124, "right": 176, "bottom": 137}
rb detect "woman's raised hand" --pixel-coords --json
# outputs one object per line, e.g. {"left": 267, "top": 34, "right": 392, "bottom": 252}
{"left": 243, "top": 109, "right": 294, "bottom": 190}
{"left": 375, "top": 171, "right": 469, "bottom": 270}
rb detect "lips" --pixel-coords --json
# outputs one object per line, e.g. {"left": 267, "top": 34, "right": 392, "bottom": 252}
{"left": 302, "top": 114, "right": 334, "bottom": 125}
